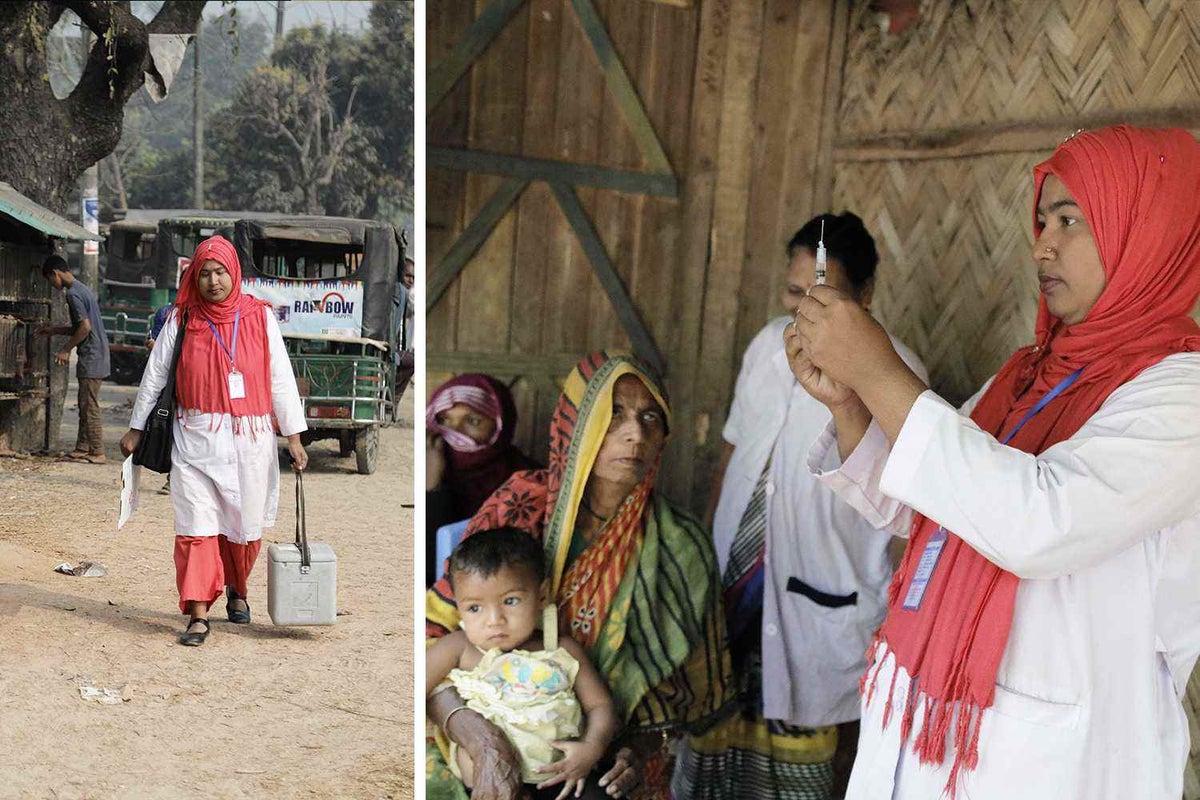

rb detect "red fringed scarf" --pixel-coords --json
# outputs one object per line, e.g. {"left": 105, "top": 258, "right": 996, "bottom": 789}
{"left": 870, "top": 125, "right": 1200, "bottom": 793}
{"left": 173, "top": 236, "right": 274, "bottom": 417}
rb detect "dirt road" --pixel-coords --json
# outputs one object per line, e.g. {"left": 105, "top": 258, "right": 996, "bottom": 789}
{"left": 0, "top": 381, "right": 415, "bottom": 800}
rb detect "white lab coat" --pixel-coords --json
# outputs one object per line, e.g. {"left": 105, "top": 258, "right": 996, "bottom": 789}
{"left": 715, "top": 316, "right": 927, "bottom": 726}
{"left": 130, "top": 309, "right": 307, "bottom": 544}
{"left": 807, "top": 353, "right": 1200, "bottom": 800}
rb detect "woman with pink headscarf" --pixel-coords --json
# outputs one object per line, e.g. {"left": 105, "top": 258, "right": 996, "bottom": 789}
{"left": 120, "top": 236, "right": 307, "bottom": 646}
{"left": 784, "top": 126, "right": 1200, "bottom": 798}
{"left": 425, "top": 374, "right": 539, "bottom": 585}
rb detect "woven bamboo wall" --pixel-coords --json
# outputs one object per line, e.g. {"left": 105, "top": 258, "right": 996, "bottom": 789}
{"left": 829, "top": 0, "right": 1200, "bottom": 792}
{"left": 832, "top": 154, "right": 1040, "bottom": 404}
{"left": 839, "top": 0, "right": 1200, "bottom": 139}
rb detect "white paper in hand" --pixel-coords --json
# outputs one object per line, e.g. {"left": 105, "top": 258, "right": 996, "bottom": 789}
{"left": 118, "top": 456, "right": 141, "bottom": 531}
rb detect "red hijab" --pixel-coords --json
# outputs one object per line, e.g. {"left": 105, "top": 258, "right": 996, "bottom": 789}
{"left": 873, "top": 126, "right": 1200, "bottom": 791}
{"left": 174, "top": 236, "right": 274, "bottom": 416}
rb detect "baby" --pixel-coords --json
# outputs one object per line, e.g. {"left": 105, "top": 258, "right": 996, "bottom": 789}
{"left": 427, "top": 527, "right": 618, "bottom": 799}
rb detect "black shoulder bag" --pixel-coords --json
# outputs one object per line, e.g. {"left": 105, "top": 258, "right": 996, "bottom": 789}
{"left": 133, "top": 310, "right": 187, "bottom": 474}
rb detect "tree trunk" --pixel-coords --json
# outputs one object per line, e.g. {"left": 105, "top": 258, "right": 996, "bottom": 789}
{"left": 0, "top": 1, "right": 206, "bottom": 214}
{"left": 108, "top": 157, "right": 128, "bottom": 211}
{"left": 0, "top": 1, "right": 204, "bottom": 454}
{"left": 305, "top": 184, "right": 324, "bottom": 216}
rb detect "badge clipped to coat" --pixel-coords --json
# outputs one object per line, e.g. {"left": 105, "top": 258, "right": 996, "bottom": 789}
{"left": 208, "top": 309, "right": 247, "bottom": 400}
{"left": 227, "top": 370, "right": 245, "bottom": 399}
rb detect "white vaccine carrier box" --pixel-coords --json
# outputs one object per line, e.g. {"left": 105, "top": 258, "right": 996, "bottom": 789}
{"left": 267, "top": 473, "right": 337, "bottom": 626}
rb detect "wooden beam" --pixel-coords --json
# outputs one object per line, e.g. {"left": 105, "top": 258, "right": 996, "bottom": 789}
{"left": 548, "top": 181, "right": 666, "bottom": 376}
{"left": 666, "top": 0, "right": 732, "bottom": 510}
{"left": 428, "top": 146, "right": 679, "bottom": 197}
{"left": 832, "top": 109, "right": 1200, "bottom": 163}
{"left": 426, "top": 0, "right": 529, "bottom": 114}
{"left": 813, "top": 0, "right": 851, "bottom": 210}
{"left": 686, "top": 0, "right": 761, "bottom": 506}
{"left": 428, "top": 350, "right": 581, "bottom": 379}
{"left": 567, "top": 0, "right": 674, "bottom": 175}
{"left": 426, "top": 178, "right": 529, "bottom": 312}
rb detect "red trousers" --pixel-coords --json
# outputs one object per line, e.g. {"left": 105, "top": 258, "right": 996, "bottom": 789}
{"left": 174, "top": 535, "right": 263, "bottom": 614}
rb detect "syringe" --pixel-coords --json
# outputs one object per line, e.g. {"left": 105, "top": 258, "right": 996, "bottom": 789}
{"left": 815, "top": 220, "right": 827, "bottom": 286}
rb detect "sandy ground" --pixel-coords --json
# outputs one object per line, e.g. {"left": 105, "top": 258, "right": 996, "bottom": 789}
{"left": 0, "top": 380, "right": 415, "bottom": 800}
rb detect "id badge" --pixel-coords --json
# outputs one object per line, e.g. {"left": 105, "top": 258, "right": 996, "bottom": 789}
{"left": 228, "top": 370, "right": 246, "bottom": 400}
{"left": 902, "top": 528, "right": 948, "bottom": 611}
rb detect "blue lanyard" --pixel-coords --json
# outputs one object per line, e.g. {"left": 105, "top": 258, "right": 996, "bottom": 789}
{"left": 905, "top": 365, "right": 1086, "bottom": 611}
{"left": 998, "top": 366, "right": 1085, "bottom": 445}
{"left": 206, "top": 308, "right": 241, "bottom": 371}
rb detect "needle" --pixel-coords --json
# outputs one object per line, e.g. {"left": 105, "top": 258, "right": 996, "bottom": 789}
{"left": 815, "top": 220, "right": 827, "bottom": 286}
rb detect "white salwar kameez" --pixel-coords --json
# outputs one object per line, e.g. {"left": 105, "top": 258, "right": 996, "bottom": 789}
{"left": 131, "top": 309, "right": 307, "bottom": 544}
{"left": 807, "top": 353, "right": 1200, "bottom": 800}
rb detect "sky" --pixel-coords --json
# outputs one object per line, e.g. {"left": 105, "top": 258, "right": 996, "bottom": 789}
{"left": 120, "top": 1, "right": 377, "bottom": 34}
{"left": 203, "top": 1, "right": 376, "bottom": 36}
{"left": 50, "top": 1, "right": 382, "bottom": 93}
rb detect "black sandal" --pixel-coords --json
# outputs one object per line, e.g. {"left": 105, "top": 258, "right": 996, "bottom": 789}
{"left": 179, "top": 617, "right": 210, "bottom": 646}
{"left": 225, "top": 588, "right": 251, "bottom": 625}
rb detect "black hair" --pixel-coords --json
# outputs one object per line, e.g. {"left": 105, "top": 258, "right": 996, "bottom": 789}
{"left": 786, "top": 212, "right": 878, "bottom": 293}
{"left": 41, "top": 254, "right": 68, "bottom": 274}
{"left": 448, "top": 527, "right": 545, "bottom": 591}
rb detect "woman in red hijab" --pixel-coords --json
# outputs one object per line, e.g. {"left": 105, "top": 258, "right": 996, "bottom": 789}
{"left": 784, "top": 126, "right": 1200, "bottom": 799}
{"left": 119, "top": 236, "right": 308, "bottom": 646}
{"left": 424, "top": 373, "right": 539, "bottom": 585}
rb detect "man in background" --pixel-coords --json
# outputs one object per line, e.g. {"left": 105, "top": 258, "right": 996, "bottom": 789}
{"left": 37, "top": 255, "right": 111, "bottom": 464}
{"left": 395, "top": 256, "right": 416, "bottom": 401}
{"left": 145, "top": 302, "right": 173, "bottom": 352}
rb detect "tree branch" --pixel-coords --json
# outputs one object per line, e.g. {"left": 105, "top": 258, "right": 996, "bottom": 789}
{"left": 58, "top": 0, "right": 205, "bottom": 124}
{"left": 60, "top": 0, "right": 146, "bottom": 105}
{"left": 342, "top": 81, "right": 358, "bottom": 121}
{"left": 299, "top": 71, "right": 319, "bottom": 169}
{"left": 265, "top": 102, "right": 309, "bottom": 165}
{"left": 146, "top": 0, "right": 205, "bottom": 34}
{"left": 317, "top": 84, "right": 358, "bottom": 187}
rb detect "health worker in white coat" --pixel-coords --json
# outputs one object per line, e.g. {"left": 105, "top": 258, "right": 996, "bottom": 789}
{"left": 786, "top": 125, "right": 1200, "bottom": 799}
{"left": 672, "top": 213, "right": 926, "bottom": 800}
{"left": 121, "top": 236, "right": 307, "bottom": 647}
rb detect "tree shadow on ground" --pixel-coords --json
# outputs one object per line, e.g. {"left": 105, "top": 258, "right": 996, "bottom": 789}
{"left": 0, "top": 582, "right": 321, "bottom": 641}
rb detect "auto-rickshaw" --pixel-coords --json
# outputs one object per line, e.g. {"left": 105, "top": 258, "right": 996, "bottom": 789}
{"left": 98, "top": 212, "right": 164, "bottom": 383}
{"left": 230, "top": 215, "right": 405, "bottom": 475}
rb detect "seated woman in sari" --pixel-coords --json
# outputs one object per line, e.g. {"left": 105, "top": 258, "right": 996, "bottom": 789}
{"left": 426, "top": 351, "right": 733, "bottom": 800}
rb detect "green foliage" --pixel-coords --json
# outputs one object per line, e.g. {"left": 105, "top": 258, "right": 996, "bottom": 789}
{"left": 110, "top": 1, "right": 413, "bottom": 228}
{"left": 245, "top": 5, "right": 414, "bottom": 219}
{"left": 102, "top": 2, "right": 118, "bottom": 98}
{"left": 124, "top": 145, "right": 193, "bottom": 208}
{"left": 357, "top": 0, "right": 415, "bottom": 217}
{"left": 133, "top": 9, "right": 271, "bottom": 152}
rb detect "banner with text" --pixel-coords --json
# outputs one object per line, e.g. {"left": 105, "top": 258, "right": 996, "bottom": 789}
{"left": 242, "top": 278, "right": 364, "bottom": 338}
